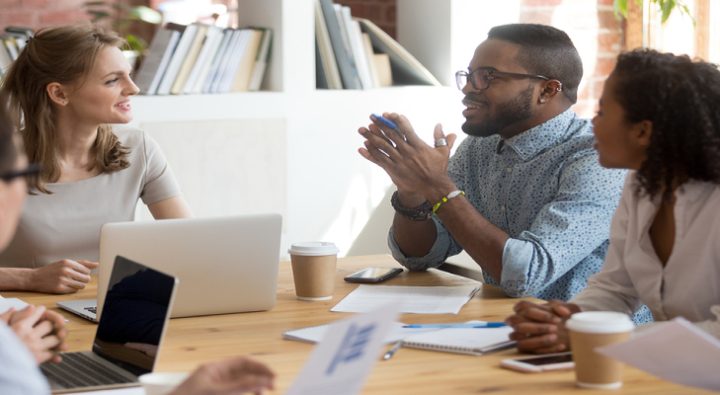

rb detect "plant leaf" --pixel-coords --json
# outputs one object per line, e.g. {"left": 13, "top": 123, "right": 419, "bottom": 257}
{"left": 127, "top": 6, "right": 162, "bottom": 24}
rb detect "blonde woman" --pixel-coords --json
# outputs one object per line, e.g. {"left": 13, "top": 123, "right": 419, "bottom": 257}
{"left": 0, "top": 25, "right": 191, "bottom": 294}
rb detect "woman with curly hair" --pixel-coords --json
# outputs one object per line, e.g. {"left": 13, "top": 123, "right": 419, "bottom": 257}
{"left": 0, "top": 25, "right": 191, "bottom": 294}
{"left": 506, "top": 48, "right": 720, "bottom": 352}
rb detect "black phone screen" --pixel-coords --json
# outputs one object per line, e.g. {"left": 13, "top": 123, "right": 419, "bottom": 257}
{"left": 520, "top": 353, "right": 573, "bottom": 366}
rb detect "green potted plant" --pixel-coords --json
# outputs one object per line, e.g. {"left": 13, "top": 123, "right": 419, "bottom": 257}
{"left": 614, "top": 0, "right": 691, "bottom": 23}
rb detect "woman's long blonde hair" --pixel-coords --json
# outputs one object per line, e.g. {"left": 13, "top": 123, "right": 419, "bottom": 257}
{"left": 0, "top": 24, "right": 130, "bottom": 193}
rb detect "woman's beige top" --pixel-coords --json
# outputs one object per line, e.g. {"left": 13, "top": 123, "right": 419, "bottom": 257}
{"left": 0, "top": 128, "right": 181, "bottom": 268}
{"left": 572, "top": 173, "right": 720, "bottom": 339}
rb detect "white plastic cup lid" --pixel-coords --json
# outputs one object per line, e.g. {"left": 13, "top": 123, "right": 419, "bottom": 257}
{"left": 566, "top": 311, "right": 634, "bottom": 334}
{"left": 288, "top": 241, "right": 339, "bottom": 256}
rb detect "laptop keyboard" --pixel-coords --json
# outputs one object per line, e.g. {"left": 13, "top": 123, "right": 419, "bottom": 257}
{"left": 41, "top": 352, "right": 135, "bottom": 389}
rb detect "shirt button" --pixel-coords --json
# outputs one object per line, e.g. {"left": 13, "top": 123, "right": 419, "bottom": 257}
{"left": 500, "top": 205, "right": 506, "bottom": 211}
{"left": 505, "top": 167, "right": 512, "bottom": 172}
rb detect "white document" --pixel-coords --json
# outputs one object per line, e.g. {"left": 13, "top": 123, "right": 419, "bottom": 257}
{"left": 597, "top": 317, "right": 720, "bottom": 391}
{"left": 0, "top": 297, "right": 29, "bottom": 314}
{"left": 68, "top": 388, "right": 143, "bottom": 395}
{"left": 283, "top": 321, "right": 435, "bottom": 344}
{"left": 286, "top": 304, "right": 399, "bottom": 395}
{"left": 331, "top": 285, "right": 479, "bottom": 314}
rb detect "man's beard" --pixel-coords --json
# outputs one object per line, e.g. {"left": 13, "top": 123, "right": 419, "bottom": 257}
{"left": 461, "top": 85, "right": 534, "bottom": 137}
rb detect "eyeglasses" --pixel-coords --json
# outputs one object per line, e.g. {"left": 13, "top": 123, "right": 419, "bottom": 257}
{"left": 455, "top": 67, "right": 553, "bottom": 91}
{"left": 0, "top": 163, "right": 41, "bottom": 183}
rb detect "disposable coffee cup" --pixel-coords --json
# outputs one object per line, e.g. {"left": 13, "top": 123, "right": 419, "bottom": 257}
{"left": 566, "top": 311, "right": 634, "bottom": 390}
{"left": 138, "top": 372, "right": 188, "bottom": 395}
{"left": 289, "top": 242, "right": 339, "bottom": 301}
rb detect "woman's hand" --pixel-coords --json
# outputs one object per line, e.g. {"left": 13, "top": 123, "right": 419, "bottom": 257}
{"left": 30, "top": 259, "right": 98, "bottom": 294}
{"left": 2, "top": 305, "right": 67, "bottom": 364}
{"left": 506, "top": 300, "right": 580, "bottom": 354}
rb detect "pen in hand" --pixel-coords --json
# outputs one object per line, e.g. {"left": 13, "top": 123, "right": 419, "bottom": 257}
{"left": 382, "top": 340, "right": 403, "bottom": 361}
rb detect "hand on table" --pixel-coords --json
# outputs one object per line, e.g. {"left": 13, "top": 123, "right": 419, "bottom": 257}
{"left": 30, "top": 259, "right": 98, "bottom": 294}
{"left": 358, "top": 112, "right": 457, "bottom": 202}
{"left": 505, "top": 300, "right": 580, "bottom": 354}
{"left": 0, "top": 305, "right": 67, "bottom": 364}
{"left": 171, "top": 356, "right": 275, "bottom": 395}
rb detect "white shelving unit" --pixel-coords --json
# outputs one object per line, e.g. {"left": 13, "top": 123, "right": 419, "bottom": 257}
{"left": 128, "top": 0, "right": 464, "bottom": 258}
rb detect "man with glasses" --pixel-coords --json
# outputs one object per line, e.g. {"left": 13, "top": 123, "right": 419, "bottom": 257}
{"left": 358, "top": 23, "right": 627, "bottom": 302}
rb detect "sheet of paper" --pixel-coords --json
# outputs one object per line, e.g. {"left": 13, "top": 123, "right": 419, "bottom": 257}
{"left": 331, "top": 285, "right": 479, "bottom": 314}
{"left": 283, "top": 321, "right": 436, "bottom": 344}
{"left": 0, "top": 297, "right": 29, "bottom": 314}
{"left": 286, "top": 304, "right": 399, "bottom": 395}
{"left": 67, "top": 388, "right": 143, "bottom": 395}
{"left": 597, "top": 317, "right": 720, "bottom": 391}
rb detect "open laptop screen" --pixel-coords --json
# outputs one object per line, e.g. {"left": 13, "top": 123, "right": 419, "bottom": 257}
{"left": 92, "top": 256, "right": 176, "bottom": 376}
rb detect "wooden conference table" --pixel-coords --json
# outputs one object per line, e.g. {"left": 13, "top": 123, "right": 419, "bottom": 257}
{"left": 7, "top": 255, "right": 711, "bottom": 394}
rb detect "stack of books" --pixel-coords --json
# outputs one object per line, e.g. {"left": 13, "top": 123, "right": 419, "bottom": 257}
{"left": 315, "top": 0, "right": 441, "bottom": 90}
{"left": 0, "top": 26, "right": 33, "bottom": 79}
{"left": 134, "top": 22, "right": 272, "bottom": 95}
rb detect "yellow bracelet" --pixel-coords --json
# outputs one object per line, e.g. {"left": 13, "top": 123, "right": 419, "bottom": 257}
{"left": 432, "top": 190, "right": 465, "bottom": 213}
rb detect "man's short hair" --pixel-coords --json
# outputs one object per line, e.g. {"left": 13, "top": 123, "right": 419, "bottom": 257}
{"left": 488, "top": 23, "right": 583, "bottom": 103}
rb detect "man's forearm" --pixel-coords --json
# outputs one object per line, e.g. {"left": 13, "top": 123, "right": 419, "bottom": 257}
{"left": 0, "top": 267, "right": 34, "bottom": 291}
{"left": 391, "top": 213, "right": 437, "bottom": 257}
{"left": 434, "top": 196, "right": 508, "bottom": 281}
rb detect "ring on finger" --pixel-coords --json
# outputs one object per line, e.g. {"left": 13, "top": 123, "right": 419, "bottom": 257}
{"left": 434, "top": 137, "right": 448, "bottom": 147}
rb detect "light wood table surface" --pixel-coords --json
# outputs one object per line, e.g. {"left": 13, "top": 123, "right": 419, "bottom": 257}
{"left": 6, "top": 255, "right": 711, "bottom": 394}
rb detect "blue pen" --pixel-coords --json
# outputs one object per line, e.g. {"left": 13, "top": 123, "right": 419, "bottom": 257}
{"left": 402, "top": 322, "right": 507, "bottom": 329}
{"left": 371, "top": 113, "right": 399, "bottom": 131}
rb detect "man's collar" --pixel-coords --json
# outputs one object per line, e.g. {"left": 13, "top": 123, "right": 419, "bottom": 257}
{"left": 495, "top": 110, "right": 577, "bottom": 160}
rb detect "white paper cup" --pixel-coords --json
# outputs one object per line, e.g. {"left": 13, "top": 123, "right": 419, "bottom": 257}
{"left": 138, "top": 372, "right": 189, "bottom": 395}
{"left": 566, "top": 312, "right": 634, "bottom": 389}
{"left": 288, "top": 242, "right": 339, "bottom": 301}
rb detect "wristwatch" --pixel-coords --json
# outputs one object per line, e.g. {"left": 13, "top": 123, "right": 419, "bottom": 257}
{"left": 391, "top": 191, "right": 433, "bottom": 221}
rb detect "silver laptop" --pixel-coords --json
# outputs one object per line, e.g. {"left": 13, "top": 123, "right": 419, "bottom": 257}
{"left": 58, "top": 214, "right": 281, "bottom": 321}
{"left": 42, "top": 255, "right": 178, "bottom": 393}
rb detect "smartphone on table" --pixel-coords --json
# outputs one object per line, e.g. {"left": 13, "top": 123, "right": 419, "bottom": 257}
{"left": 344, "top": 267, "right": 403, "bottom": 284}
{"left": 500, "top": 352, "right": 574, "bottom": 373}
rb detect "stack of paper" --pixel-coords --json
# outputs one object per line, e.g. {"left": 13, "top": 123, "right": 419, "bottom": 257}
{"left": 331, "top": 285, "right": 480, "bottom": 314}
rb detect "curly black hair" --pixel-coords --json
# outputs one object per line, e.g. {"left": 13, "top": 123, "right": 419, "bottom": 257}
{"left": 611, "top": 48, "right": 720, "bottom": 200}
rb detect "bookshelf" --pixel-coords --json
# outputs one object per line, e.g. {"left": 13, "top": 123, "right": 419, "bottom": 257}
{"left": 128, "top": 0, "right": 463, "bottom": 259}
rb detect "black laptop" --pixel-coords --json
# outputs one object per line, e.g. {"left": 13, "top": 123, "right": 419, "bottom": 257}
{"left": 41, "top": 255, "right": 179, "bottom": 393}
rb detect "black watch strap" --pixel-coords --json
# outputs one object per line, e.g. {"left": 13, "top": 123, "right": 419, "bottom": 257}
{"left": 391, "top": 191, "right": 432, "bottom": 221}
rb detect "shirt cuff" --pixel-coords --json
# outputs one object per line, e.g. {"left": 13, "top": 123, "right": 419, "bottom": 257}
{"left": 499, "top": 238, "right": 534, "bottom": 297}
{"left": 388, "top": 218, "right": 451, "bottom": 271}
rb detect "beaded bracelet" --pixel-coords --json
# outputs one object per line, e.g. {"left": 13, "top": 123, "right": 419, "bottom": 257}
{"left": 390, "top": 191, "right": 433, "bottom": 221}
{"left": 432, "top": 190, "right": 465, "bottom": 213}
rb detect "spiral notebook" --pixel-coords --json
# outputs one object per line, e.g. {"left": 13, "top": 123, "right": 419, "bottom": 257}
{"left": 402, "top": 326, "right": 513, "bottom": 356}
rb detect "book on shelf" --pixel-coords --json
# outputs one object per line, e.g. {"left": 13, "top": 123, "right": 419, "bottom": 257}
{"left": 318, "top": 0, "right": 361, "bottom": 89}
{"left": 229, "top": 28, "right": 263, "bottom": 92}
{"left": 357, "top": 18, "right": 442, "bottom": 87}
{"left": 340, "top": 6, "right": 373, "bottom": 89}
{"left": 171, "top": 24, "right": 209, "bottom": 94}
{"left": 247, "top": 28, "right": 272, "bottom": 91}
{"left": 314, "top": 0, "right": 342, "bottom": 89}
{"left": 182, "top": 25, "right": 225, "bottom": 94}
{"left": 211, "top": 28, "right": 248, "bottom": 93}
{"left": 157, "top": 23, "right": 199, "bottom": 95}
{"left": 201, "top": 28, "right": 236, "bottom": 94}
{"left": 134, "top": 25, "right": 182, "bottom": 95}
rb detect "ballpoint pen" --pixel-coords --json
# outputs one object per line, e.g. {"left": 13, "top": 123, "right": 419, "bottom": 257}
{"left": 402, "top": 322, "right": 507, "bottom": 329}
{"left": 382, "top": 340, "right": 403, "bottom": 361}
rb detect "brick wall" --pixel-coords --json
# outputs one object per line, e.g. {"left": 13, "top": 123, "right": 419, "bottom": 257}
{"left": 0, "top": 0, "right": 91, "bottom": 30}
{"left": 335, "top": 0, "right": 396, "bottom": 38}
